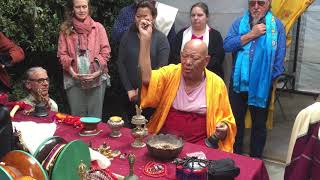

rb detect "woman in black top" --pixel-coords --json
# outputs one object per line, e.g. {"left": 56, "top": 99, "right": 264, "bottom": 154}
{"left": 169, "top": 2, "right": 225, "bottom": 79}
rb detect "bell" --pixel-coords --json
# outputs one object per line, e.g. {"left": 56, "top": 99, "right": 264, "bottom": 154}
{"left": 33, "top": 102, "right": 49, "bottom": 117}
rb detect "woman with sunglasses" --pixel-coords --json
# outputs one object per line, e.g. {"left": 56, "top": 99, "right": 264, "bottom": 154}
{"left": 224, "top": 0, "right": 286, "bottom": 158}
{"left": 169, "top": 2, "right": 225, "bottom": 79}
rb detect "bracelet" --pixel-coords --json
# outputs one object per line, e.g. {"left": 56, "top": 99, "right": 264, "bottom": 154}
{"left": 143, "top": 161, "right": 167, "bottom": 177}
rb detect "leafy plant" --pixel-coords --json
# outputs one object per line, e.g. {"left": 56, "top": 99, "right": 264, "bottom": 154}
{"left": 1, "top": 0, "right": 132, "bottom": 112}
{"left": 0, "top": 0, "right": 64, "bottom": 53}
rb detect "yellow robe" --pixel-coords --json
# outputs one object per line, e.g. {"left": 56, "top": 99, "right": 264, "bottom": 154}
{"left": 141, "top": 64, "right": 236, "bottom": 152}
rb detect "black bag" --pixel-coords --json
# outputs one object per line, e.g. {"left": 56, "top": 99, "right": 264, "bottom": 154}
{"left": 207, "top": 158, "right": 240, "bottom": 180}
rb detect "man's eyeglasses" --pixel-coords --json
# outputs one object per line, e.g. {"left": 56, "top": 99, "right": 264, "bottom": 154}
{"left": 28, "top": 78, "right": 49, "bottom": 84}
{"left": 249, "top": 1, "right": 266, "bottom": 7}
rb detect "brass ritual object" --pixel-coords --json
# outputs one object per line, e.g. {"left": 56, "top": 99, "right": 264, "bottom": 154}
{"left": 107, "top": 116, "right": 124, "bottom": 137}
{"left": 146, "top": 134, "right": 184, "bottom": 161}
{"left": 96, "top": 142, "right": 121, "bottom": 160}
{"left": 131, "top": 105, "right": 148, "bottom": 148}
{"left": 124, "top": 154, "right": 139, "bottom": 180}
{"left": 78, "top": 160, "right": 87, "bottom": 180}
{"left": 78, "top": 160, "right": 112, "bottom": 179}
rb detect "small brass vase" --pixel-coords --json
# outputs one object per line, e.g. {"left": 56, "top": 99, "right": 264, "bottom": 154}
{"left": 107, "top": 116, "right": 124, "bottom": 138}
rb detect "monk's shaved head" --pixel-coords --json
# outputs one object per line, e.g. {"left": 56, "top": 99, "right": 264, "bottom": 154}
{"left": 180, "top": 39, "right": 210, "bottom": 82}
{"left": 183, "top": 39, "right": 208, "bottom": 57}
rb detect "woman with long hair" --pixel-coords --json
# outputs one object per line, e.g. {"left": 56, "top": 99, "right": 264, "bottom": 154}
{"left": 57, "top": 0, "right": 111, "bottom": 118}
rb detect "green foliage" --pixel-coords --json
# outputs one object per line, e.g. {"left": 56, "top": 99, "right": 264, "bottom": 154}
{"left": 0, "top": 0, "right": 64, "bottom": 52}
{"left": 1, "top": 0, "right": 132, "bottom": 112}
{"left": 9, "top": 79, "right": 28, "bottom": 101}
{"left": 0, "top": 0, "right": 132, "bottom": 53}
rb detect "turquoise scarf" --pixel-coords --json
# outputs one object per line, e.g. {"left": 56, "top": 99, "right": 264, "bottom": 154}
{"left": 233, "top": 11, "right": 278, "bottom": 108}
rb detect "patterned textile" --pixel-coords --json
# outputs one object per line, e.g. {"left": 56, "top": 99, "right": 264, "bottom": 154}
{"left": 285, "top": 102, "right": 320, "bottom": 179}
{"left": 284, "top": 123, "right": 320, "bottom": 180}
{"left": 272, "top": 0, "right": 315, "bottom": 45}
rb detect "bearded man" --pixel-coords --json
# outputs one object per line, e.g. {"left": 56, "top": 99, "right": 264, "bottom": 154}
{"left": 224, "top": 0, "right": 286, "bottom": 158}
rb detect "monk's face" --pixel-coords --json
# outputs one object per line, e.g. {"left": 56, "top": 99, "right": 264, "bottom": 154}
{"left": 180, "top": 40, "right": 209, "bottom": 81}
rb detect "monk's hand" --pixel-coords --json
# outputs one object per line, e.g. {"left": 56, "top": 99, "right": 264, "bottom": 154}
{"left": 250, "top": 23, "right": 266, "bottom": 38}
{"left": 127, "top": 89, "right": 138, "bottom": 102}
{"left": 215, "top": 122, "right": 228, "bottom": 140}
{"left": 138, "top": 19, "right": 152, "bottom": 41}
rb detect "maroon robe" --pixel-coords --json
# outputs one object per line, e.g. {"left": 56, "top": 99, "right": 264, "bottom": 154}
{"left": 160, "top": 108, "right": 207, "bottom": 146}
{"left": 284, "top": 122, "right": 320, "bottom": 180}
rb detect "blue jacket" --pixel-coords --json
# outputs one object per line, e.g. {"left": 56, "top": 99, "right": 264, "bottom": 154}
{"left": 224, "top": 15, "right": 286, "bottom": 80}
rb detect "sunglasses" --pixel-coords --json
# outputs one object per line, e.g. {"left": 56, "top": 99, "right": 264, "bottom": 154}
{"left": 249, "top": 1, "right": 266, "bottom": 7}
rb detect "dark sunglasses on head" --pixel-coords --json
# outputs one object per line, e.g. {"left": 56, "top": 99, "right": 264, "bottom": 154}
{"left": 249, "top": 1, "right": 266, "bottom": 7}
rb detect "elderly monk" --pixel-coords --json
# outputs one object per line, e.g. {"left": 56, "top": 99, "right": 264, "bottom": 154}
{"left": 137, "top": 19, "right": 236, "bottom": 152}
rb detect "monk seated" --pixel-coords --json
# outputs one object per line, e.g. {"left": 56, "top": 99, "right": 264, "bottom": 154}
{"left": 137, "top": 19, "right": 236, "bottom": 152}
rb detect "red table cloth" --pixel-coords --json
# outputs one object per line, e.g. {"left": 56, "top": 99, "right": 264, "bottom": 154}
{"left": 13, "top": 112, "right": 269, "bottom": 180}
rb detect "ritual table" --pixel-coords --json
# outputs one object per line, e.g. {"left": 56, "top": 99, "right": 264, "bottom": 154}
{"left": 13, "top": 112, "right": 269, "bottom": 180}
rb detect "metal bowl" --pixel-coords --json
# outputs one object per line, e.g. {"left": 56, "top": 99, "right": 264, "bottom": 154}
{"left": 146, "top": 134, "right": 184, "bottom": 161}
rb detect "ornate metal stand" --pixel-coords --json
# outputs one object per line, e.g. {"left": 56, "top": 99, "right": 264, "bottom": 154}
{"left": 131, "top": 105, "right": 148, "bottom": 148}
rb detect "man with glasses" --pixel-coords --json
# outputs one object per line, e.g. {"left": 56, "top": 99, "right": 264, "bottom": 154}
{"left": 21, "top": 67, "right": 58, "bottom": 112}
{"left": 136, "top": 18, "right": 236, "bottom": 152}
{"left": 224, "top": 0, "right": 286, "bottom": 158}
